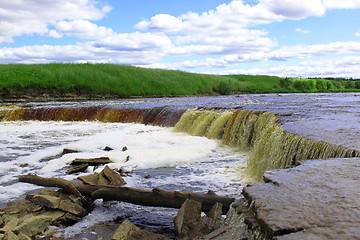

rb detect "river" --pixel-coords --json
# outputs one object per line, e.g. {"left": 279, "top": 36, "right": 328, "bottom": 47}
{"left": 0, "top": 92, "right": 359, "bottom": 239}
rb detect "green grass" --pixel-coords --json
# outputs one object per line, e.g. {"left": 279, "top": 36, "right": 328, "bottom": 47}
{"left": 0, "top": 63, "right": 359, "bottom": 100}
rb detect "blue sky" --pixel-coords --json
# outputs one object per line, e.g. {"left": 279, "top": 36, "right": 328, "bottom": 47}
{"left": 1, "top": 0, "right": 360, "bottom": 77}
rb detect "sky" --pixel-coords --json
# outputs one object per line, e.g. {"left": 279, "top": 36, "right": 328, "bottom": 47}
{"left": 1, "top": 0, "right": 360, "bottom": 78}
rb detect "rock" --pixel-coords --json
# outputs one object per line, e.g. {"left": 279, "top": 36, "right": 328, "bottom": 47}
{"left": 63, "top": 212, "right": 82, "bottom": 222}
{"left": 41, "top": 211, "right": 66, "bottom": 223}
{"left": 199, "top": 202, "right": 224, "bottom": 235}
{"left": 66, "top": 163, "right": 89, "bottom": 174}
{"left": 3, "top": 230, "right": 20, "bottom": 240}
{"left": 25, "top": 194, "right": 60, "bottom": 209}
{"left": 174, "top": 199, "right": 202, "bottom": 238}
{"left": 58, "top": 199, "right": 87, "bottom": 217}
{"left": 38, "top": 189, "right": 61, "bottom": 198}
{"left": 63, "top": 148, "right": 79, "bottom": 154}
{"left": 207, "top": 202, "right": 223, "bottom": 222}
{"left": 43, "top": 229, "right": 58, "bottom": 238}
{"left": 78, "top": 173, "right": 101, "bottom": 186}
{"left": 210, "top": 199, "right": 250, "bottom": 240}
{"left": 104, "top": 146, "right": 113, "bottom": 151}
{"left": 16, "top": 232, "right": 32, "bottom": 240}
{"left": 122, "top": 146, "right": 128, "bottom": 151}
{"left": 101, "top": 166, "right": 126, "bottom": 186}
{"left": 112, "top": 220, "right": 167, "bottom": 240}
{"left": 242, "top": 158, "right": 360, "bottom": 239}
{"left": 78, "top": 166, "right": 126, "bottom": 186}
{"left": 0, "top": 217, "right": 20, "bottom": 233}
{"left": 13, "top": 215, "right": 51, "bottom": 237}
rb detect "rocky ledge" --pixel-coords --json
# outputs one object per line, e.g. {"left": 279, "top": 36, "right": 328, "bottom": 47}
{"left": 219, "top": 157, "right": 360, "bottom": 240}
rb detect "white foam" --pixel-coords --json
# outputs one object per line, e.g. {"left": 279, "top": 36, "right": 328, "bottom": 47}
{"left": 0, "top": 120, "right": 251, "bottom": 237}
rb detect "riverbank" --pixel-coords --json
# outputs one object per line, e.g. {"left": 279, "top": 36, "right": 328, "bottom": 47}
{"left": 1, "top": 64, "right": 360, "bottom": 102}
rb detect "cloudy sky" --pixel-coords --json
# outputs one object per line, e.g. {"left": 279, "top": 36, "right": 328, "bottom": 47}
{"left": 1, "top": 0, "right": 360, "bottom": 77}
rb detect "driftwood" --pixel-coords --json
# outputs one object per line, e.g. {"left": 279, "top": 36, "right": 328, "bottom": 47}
{"left": 19, "top": 174, "right": 234, "bottom": 214}
{"left": 71, "top": 157, "right": 112, "bottom": 166}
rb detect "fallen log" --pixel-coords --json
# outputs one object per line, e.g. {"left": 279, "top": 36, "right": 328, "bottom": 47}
{"left": 19, "top": 174, "right": 234, "bottom": 214}
{"left": 71, "top": 157, "right": 112, "bottom": 166}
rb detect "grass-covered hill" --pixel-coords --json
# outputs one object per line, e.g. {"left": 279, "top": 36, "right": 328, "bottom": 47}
{"left": 0, "top": 63, "right": 359, "bottom": 101}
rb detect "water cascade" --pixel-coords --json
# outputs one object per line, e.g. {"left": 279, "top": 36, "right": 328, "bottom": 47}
{"left": 1, "top": 105, "right": 358, "bottom": 181}
{"left": 0, "top": 106, "right": 185, "bottom": 127}
{"left": 174, "top": 109, "right": 359, "bottom": 180}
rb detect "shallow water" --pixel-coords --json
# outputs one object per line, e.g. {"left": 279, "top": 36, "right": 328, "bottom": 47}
{"left": 0, "top": 121, "right": 249, "bottom": 238}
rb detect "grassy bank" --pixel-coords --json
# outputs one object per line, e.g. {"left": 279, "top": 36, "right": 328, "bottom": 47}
{"left": 0, "top": 63, "right": 359, "bottom": 100}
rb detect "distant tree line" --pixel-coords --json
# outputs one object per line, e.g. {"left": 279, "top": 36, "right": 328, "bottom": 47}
{"left": 280, "top": 77, "right": 360, "bottom": 92}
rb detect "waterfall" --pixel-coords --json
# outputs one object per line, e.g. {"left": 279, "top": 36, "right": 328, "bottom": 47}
{"left": 0, "top": 106, "right": 185, "bottom": 127}
{"left": 1, "top": 105, "right": 358, "bottom": 181}
{"left": 174, "top": 109, "right": 359, "bottom": 181}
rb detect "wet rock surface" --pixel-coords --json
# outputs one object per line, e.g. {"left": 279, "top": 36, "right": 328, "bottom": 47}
{"left": 241, "top": 158, "right": 360, "bottom": 239}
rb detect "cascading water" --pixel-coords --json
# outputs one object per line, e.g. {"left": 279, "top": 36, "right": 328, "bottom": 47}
{"left": 174, "top": 109, "right": 359, "bottom": 180}
{"left": 1, "top": 105, "right": 358, "bottom": 181}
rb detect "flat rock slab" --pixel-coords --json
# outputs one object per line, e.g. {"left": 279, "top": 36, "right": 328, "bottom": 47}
{"left": 243, "top": 158, "right": 360, "bottom": 239}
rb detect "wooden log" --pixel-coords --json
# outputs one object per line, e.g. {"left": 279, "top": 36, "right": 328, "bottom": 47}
{"left": 19, "top": 174, "right": 234, "bottom": 214}
{"left": 71, "top": 157, "right": 112, "bottom": 166}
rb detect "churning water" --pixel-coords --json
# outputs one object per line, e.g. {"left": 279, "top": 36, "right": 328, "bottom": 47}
{"left": 0, "top": 120, "right": 250, "bottom": 238}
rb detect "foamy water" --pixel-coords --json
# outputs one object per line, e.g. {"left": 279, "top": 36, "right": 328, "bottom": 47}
{"left": 0, "top": 121, "right": 249, "bottom": 238}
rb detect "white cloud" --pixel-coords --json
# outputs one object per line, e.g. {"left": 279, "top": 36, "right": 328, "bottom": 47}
{"left": 200, "top": 56, "right": 360, "bottom": 78}
{"left": 296, "top": 28, "right": 310, "bottom": 34}
{"left": 0, "top": 40, "right": 167, "bottom": 65}
{"left": 135, "top": 1, "right": 279, "bottom": 56}
{"left": 48, "top": 30, "right": 63, "bottom": 39}
{"left": 0, "top": 0, "right": 111, "bottom": 43}
{"left": 55, "top": 20, "right": 115, "bottom": 40}
{"left": 135, "top": 14, "right": 183, "bottom": 34}
{"left": 141, "top": 41, "right": 360, "bottom": 71}
{"left": 94, "top": 32, "right": 173, "bottom": 52}
{"left": 324, "top": 0, "right": 360, "bottom": 9}
{"left": 259, "top": 0, "right": 325, "bottom": 19}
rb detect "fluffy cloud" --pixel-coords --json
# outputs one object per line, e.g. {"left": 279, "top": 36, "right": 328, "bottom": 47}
{"left": 259, "top": 0, "right": 325, "bottom": 19}
{"left": 54, "top": 20, "right": 115, "bottom": 40}
{"left": 295, "top": 28, "right": 310, "bottom": 34}
{"left": 324, "top": 0, "right": 360, "bottom": 9}
{"left": 142, "top": 41, "right": 360, "bottom": 71}
{"left": 0, "top": 42, "right": 164, "bottom": 65}
{"left": 0, "top": 0, "right": 111, "bottom": 43}
{"left": 135, "top": 1, "right": 280, "bottom": 56}
{"left": 200, "top": 56, "right": 360, "bottom": 78}
{"left": 94, "top": 32, "right": 173, "bottom": 52}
